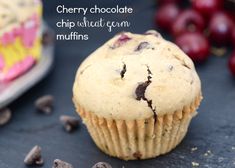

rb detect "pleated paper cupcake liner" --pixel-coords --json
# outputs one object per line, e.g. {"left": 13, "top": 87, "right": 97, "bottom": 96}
{"left": 74, "top": 94, "right": 202, "bottom": 160}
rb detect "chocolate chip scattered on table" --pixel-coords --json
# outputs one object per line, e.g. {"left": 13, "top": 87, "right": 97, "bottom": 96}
{"left": 92, "top": 162, "right": 112, "bottom": 168}
{"left": 0, "top": 108, "right": 12, "bottom": 126}
{"left": 53, "top": 159, "right": 73, "bottom": 168}
{"left": 60, "top": 115, "right": 79, "bottom": 133}
{"left": 24, "top": 145, "right": 44, "bottom": 166}
{"left": 35, "top": 95, "right": 54, "bottom": 114}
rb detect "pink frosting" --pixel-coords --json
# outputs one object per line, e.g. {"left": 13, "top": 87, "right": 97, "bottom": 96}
{"left": 22, "top": 15, "right": 39, "bottom": 48}
{"left": 0, "top": 26, "right": 22, "bottom": 45}
{"left": 0, "top": 14, "right": 39, "bottom": 46}
{"left": 1, "top": 56, "right": 35, "bottom": 82}
{"left": 0, "top": 54, "right": 4, "bottom": 70}
{"left": 1, "top": 32, "right": 15, "bottom": 46}
{"left": 13, "top": 26, "right": 23, "bottom": 37}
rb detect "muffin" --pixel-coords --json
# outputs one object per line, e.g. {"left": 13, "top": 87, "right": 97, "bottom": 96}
{"left": 73, "top": 31, "right": 202, "bottom": 160}
{"left": 0, "top": 0, "right": 42, "bottom": 82}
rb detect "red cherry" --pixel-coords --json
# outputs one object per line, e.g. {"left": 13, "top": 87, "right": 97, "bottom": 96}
{"left": 171, "top": 9, "right": 205, "bottom": 37}
{"left": 192, "top": 0, "right": 222, "bottom": 18}
{"left": 208, "top": 12, "right": 234, "bottom": 46}
{"left": 228, "top": 51, "right": 235, "bottom": 76}
{"left": 155, "top": 4, "right": 180, "bottom": 32}
{"left": 112, "top": 33, "right": 131, "bottom": 48}
{"left": 158, "top": 0, "right": 181, "bottom": 5}
{"left": 175, "top": 32, "right": 210, "bottom": 63}
{"left": 232, "top": 27, "right": 235, "bottom": 47}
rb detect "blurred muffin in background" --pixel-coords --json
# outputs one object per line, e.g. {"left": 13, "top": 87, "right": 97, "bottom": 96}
{"left": 0, "top": 0, "right": 42, "bottom": 82}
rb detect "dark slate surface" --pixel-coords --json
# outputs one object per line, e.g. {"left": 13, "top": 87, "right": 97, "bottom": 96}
{"left": 0, "top": 0, "right": 235, "bottom": 168}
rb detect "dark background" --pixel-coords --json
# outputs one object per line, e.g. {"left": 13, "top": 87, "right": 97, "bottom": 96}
{"left": 0, "top": 0, "right": 235, "bottom": 167}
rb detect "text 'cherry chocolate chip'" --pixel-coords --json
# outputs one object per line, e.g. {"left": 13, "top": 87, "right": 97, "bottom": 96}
{"left": 60, "top": 115, "right": 79, "bottom": 132}
{"left": 0, "top": 108, "right": 11, "bottom": 126}
{"left": 24, "top": 145, "right": 43, "bottom": 166}
{"left": 53, "top": 159, "right": 73, "bottom": 168}
{"left": 92, "top": 162, "right": 112, "bottom": 168}
{"left": 35, "top": 95, "right": 54, "bottom": 114}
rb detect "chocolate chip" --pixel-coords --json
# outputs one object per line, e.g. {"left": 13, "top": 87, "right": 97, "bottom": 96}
{"left": 60, "top": 115, "right": 79, "bottom": 133}
{"left": 133, "top": 152, "right": 142, "bottom": 159}
{"left": 111, "top": 33, "right": 131, "bottom": 49}
{"left": 35, "top": 95, "right": 54, "bottom": 114}
{"left": 120, "top": 63, "right": 127, "bottom": 79}
{"left": 135, "top": 66, "right": 152, "bottom": 101}
{"left": 53, "top": 159, "right": 73, "bottom": 168}
{"left": 92, "top": 162, "right": 112, "bottom": 168}
{"left": 24, "top": 145, "right": 43, "bottom": 166}
{"left": 168, "top": 65, "right": 174, "bottom": 71}
{"left": 135, "top": 42, "right": 150, "bottom": 52}
{"left": 135, "top": 67, "right": 157, "bottom": 123}
{"left": 147, "top": 66, "right": 152, "bottom": 76}
{"left": 146, "top": 100, "right": 157, "bottom": 124}
{"left": 0, "top": 108, "right": 11, "bottom": 126}
{"left": 135, "top": 81, "right": 151, "bottom": 101}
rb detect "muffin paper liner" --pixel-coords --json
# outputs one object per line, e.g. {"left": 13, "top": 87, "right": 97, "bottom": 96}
{"left": 74, "top": 94, "right": 202, "bottom": 160}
